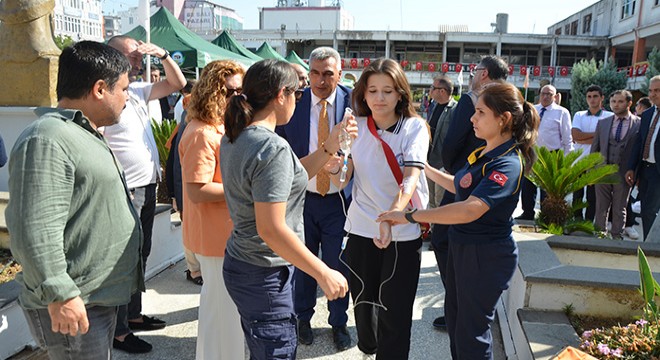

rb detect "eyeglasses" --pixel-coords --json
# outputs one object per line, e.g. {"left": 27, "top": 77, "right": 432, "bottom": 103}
{"left": 295, "top": 89, "right": 305, "bottom": 101}
{"left": 225, "top": 87, "right": 242, "bottom": 98}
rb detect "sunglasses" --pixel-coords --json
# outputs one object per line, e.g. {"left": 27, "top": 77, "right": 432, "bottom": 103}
{"left": 226, "top": 87, "right": 242, "bottom": 98}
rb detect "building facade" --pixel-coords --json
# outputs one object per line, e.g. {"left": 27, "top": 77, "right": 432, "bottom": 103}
{"left": 53, "top": 0, "right": 104, "bottom": 42}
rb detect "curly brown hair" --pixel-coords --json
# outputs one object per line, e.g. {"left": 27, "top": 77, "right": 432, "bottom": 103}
{"left": 187, "top": 60, "right": 245, "bottom": 125}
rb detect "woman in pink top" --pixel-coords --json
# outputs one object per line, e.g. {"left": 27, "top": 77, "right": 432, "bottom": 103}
{"left": 178, "top": 60, "right": 245, "bottom": 360}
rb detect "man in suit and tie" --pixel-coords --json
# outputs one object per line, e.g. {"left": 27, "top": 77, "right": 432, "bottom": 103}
{"left": 426, "top": 75, "right": 457, "bottom": 208}
{"left": 592, "top": 90, "right": 640, "bottom": 239}
{"left": 276, "top": 47, "right": 352, "bottom": 351}
{"left": 626, "top": 75, "right": 660, "bottom": 240}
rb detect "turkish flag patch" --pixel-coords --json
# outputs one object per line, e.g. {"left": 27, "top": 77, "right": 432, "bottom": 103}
{"left": 488, "top": 171, "right": 508, "bottom": 187}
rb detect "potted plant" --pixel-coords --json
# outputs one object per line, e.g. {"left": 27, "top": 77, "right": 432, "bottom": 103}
{"left": 527, "top": 146, "right": 619, "bottom": 235}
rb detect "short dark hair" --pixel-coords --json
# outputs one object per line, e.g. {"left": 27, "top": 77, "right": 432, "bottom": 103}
{"left": 479, "top": 55, "right": 508, "bottom": 81}
{"left": 636, "top": 96, "right": 652, "bottom": 111}
{"left": 57, "top": 41, "right": 130, "bottom": 101}
{"left": 610, "top": 89, "right": 632, "bottom": 102}
{"left": 586, "top": 84, "right": 603, "bottom": 96}
{"left": 433, "top": 75, "right": 454, "bottom": 94}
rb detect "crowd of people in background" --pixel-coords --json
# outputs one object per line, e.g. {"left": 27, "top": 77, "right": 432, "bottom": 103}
{"left": 4, "top": 35, "right": 660, "bottom": 360}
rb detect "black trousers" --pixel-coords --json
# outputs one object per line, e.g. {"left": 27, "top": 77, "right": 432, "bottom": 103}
{"left": 344, "top": 234, "right": 421, "bottom": 359}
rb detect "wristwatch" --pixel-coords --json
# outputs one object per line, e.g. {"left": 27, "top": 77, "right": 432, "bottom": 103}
{"left": 159, "top": 50, "right": 170, "bottom": 60}
{"left": 404, "top": 208, "right": 418, "bottom": 224}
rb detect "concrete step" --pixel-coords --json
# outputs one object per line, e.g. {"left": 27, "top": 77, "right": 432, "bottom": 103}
{"left": 517, "top": 309, "right": 580, "bottom": 360}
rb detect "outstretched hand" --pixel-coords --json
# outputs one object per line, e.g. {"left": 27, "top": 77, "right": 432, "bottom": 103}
{"left": 376, "top": 210, "right": 408, "bottom": 226}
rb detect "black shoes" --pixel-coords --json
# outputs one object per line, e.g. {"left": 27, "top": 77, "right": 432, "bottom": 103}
{"left": 113, "top": 333, "right": 153, "bottom": 353}
{"left": 298, "top": 320, "right": 314, "bottom": 345}
{"left": 332, "top": 325, "right": 351, "bottom": 351}
{"left": 432, "top": 316, "right": 447, "bottom": 330}
{"left": 128, "top": 315, "right": 167, "bottom": 331}
{"left": 515, "top": 213, "right": 535, "bottom": 221}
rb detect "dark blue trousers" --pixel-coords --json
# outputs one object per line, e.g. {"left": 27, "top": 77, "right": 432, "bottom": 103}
{"left": 444, "top": 240, "right": 518, "bottom": 360}
{"left": 293, "top": 192, "right": 349, "bottom": 326}
{"left": 639, "top": 162, "right": 660, "bottom": 239}
{"left": 223, "top": 254, "right": 297, "bottom": 360}
{"left": 431, "top": 191, "right": 455, "bottom": 286}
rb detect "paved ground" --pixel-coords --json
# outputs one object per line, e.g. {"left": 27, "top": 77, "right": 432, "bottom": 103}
{"left": 111, "top": 246, "right": 466, "bottom": 360}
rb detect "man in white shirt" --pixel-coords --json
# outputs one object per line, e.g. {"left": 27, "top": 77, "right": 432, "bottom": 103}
{"left": 106, "top": 35, "right": 186, "bottom": 354}
{"left": 517, "top": 84, "right": 573, "bottom": 220}
{"left": 571, "top": 85, "right": 613, "bottom": 221}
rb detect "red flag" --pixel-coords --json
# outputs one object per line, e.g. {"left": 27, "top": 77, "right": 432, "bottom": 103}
{"left": 547, "top": 66, "right": 555, "bottom": 76}
{"left": 488, "top": 171, "right": 508, "bottom": 187}
{"left": 415, "top": 61, "right": 422, "bottom": 71}
{"left": 533, "top": 66, "right": 541, "bottom": 76}
{"left": 441, "top": 62, "right": 449, "bottom": 73}
{"left": 363, "top": 58, "right": 371, "bottom": 68}
{"left": 428, "top": 63, "right": 436, "bottom": 72}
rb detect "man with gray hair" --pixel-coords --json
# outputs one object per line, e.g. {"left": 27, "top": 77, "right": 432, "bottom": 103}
{"left": 276, "top": 46, "right": 352, "bottom": 352}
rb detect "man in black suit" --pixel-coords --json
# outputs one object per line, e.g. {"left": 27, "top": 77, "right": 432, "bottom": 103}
{"left": 626, "top": 75, "right": 660, "bottom": 240}
{"left": 276, "top": 47, "right": 352, "bottom": 351}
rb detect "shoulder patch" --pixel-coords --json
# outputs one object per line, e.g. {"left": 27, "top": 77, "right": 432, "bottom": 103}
{"left": 459, "top": 172, "right": 472, "bottom": 188}
{"left": 488, "top": 171, "right": 508, "bottom": 187}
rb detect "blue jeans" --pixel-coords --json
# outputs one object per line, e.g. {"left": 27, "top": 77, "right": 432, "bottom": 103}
{"left": 25, "top": 306, "right": 117, "bottom": 360}
{"left": 223, "top": 254, "right": 297, "bottom": 360}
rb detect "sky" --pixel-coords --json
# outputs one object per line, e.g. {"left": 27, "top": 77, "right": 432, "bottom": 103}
{"left": 103, "top": 0, "right": 600, "bottom": 34}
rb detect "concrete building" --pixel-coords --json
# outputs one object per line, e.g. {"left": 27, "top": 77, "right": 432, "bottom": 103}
{"left": 104, "top": 15, "right": 122, "bottom": 40}
{"left": 182, "top": 1, "right": 243, "bottom": 40}
{"left": 548, "top": 0, "right": 660, "bottom": 83}
{"left": 260, "top": 4, "right": 354, "bottom": 32}
{"left": 53, "top": 0, "right": 104, "bottom": 42}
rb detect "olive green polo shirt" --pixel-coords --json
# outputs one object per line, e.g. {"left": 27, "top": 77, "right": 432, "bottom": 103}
{"left": 6, "top": 108, "right": 144, "bottom": 309}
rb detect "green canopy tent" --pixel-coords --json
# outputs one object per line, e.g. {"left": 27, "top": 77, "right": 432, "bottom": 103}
{"left": 285, "top": 50, "right": 309, "bottom": 70}
{"left": 123, "top": 7, "right": 255, "bottom": 69}
{"left": 211, "top": 31, "right": 263, "bottom": 62}
{"left": 253, "top": 42, "right": 287, "bottom": 62}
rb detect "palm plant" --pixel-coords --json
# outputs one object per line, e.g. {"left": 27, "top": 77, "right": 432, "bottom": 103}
{"left": 151, "top": 119, "right": 178, "bottom": 203}
{"left": 527, "top": 146, "right": 619, "bottom": 234}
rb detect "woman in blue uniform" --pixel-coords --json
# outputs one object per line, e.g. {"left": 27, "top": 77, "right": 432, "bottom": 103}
{"left": 378, "top": 82, "right": 539, "bottom": 360}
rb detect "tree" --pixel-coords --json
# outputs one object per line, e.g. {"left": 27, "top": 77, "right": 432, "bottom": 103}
{"left": 641, "top": 47, "right": 660, "bottom": 95}
{"left": 569, "top": 58, "right": 627, "bottom": 114}
{"left": 53, "top": 35, "right": 75, "bottom": 50}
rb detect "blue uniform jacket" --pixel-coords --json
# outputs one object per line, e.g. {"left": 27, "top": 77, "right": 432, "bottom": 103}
{"left": 449, "top": 139, "right": 523, "bottom": 244}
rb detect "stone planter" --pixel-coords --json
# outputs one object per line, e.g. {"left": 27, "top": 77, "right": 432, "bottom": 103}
{"left": 0, "top": 280, "right": 36, "bottom": 359}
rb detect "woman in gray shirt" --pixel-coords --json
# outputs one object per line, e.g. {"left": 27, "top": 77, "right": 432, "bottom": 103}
{"left": 220, "top": 59, "right": 354, "bottom": 359}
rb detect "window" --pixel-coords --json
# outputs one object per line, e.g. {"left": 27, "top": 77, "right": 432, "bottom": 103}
{"left": 621, "top": 0, "right": 636, "bottom": 19}
{"left": 570, "top": 20, "right": 578, "bottom": 35}
{"left": 555, "top": 28, "right": 562, "bottom": 35}
{"left": 565, "top": 24, "right": 570, "bottom": 35}
{"left": 583, "top": 14, "right": 592, "bottom": 34}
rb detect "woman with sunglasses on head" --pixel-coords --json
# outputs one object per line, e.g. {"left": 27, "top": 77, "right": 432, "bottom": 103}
{"left": 220, "top": 59, "right": 355, "bottom": 360}
{"left": 177, "top": 60, "right": 245, "bottom": 359}
{"left": 328, "top": 58, "right": 430, "bottom": 359}
{"left": 378, "top": 82, "right": 539, "bottom": 360}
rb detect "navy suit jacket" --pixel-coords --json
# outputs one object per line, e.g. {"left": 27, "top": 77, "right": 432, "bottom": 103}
{"left": 628, "top": 106, "right": 660, "bottom": 176}
{"left": 276, "top": 84, "right": 353, "bottom": 197}
{"left": 440, "top": 93, "right": 485, "bottom": 175}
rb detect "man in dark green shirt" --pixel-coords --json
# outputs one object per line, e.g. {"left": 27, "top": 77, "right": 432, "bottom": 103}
{"left": 6, "top": 41, "right": 143, "bottom": 360}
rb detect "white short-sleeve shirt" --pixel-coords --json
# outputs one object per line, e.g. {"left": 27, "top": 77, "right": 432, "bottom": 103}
{"left": 102, "top": 82, "right": 161, "bottom": 188}
{"left": 572, "top": 109, "right": 613, "bottom": 160}
{"left": 346, "top": 115, "right": 430, "bottom": 241}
